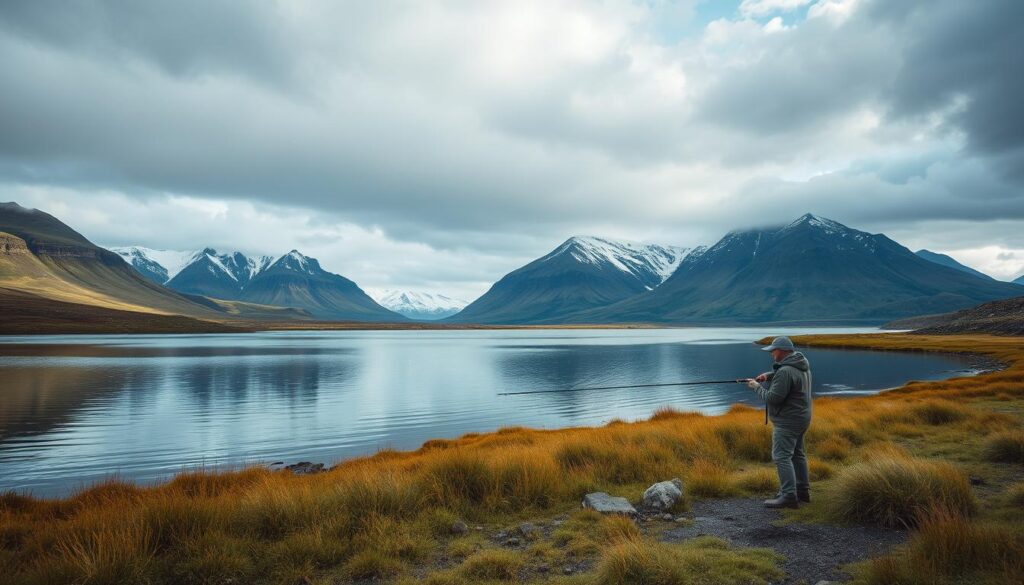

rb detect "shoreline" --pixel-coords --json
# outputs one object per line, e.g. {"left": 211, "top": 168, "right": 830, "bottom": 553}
{"left": 5, "top": 332, "right": 1023, "bottom": 585}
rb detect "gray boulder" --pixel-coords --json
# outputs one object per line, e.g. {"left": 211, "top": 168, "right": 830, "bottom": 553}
{"left": 642, "top": 478, "right": 683, "bottom": 511}
{"left": 582, "top": 492, "right": 637, "bottom": 515}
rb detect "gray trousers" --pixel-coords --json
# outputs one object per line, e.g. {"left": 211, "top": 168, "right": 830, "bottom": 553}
{"left": 772, "top": 425, "right": 810, "bottom": 496}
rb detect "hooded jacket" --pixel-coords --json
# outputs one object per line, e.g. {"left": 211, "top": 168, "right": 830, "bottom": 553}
{"left": 756, "top": 351, "right": 812, "bottom": 430}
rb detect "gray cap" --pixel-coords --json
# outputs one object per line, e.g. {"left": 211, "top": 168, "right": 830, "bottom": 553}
{"left": 762, "top": 336, "right": 795, "bottom": 352}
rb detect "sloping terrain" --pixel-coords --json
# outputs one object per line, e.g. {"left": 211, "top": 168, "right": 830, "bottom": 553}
{"left": 568, "top": 214, "right": 1024, "bottom": 325}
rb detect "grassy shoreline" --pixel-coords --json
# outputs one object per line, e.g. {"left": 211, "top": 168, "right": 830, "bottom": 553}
{"left": 3, "top": 333, "right": 1023, "bottom": 584}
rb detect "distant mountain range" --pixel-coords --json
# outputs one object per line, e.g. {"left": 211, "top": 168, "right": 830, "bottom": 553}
{"left": 447, "top": 236, "right": 696, "bottom": 324}
{"left": 371, "top": 290, "right": 468, "bottom": 320}
{"left": 915, "top": 249, "right": 994, "bottom": 281}
{"left": 111, "top": 246, "right": 403, "bottom": 322}
{"left": 555, "top": 214, "right": 1023, "bottom": 324}
{"left": 4, "top": 202, "right": 1023, "bottom": 331}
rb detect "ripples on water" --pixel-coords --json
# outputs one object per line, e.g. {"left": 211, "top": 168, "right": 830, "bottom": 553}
{"left": 0, "top": 328, "right": 974, "bottom": 496}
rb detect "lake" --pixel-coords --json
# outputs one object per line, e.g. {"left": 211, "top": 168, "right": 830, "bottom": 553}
{"left": 0, "top": 328, "right": 978, "bottom": 496}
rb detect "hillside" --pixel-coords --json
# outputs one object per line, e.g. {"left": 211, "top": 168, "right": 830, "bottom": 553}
{"left": 0, "top": 203, "right": 230, "bottom": 319}
{"left": 567, "top": 214, "right": 1024, "bottom": 325}
{"left": 448, "top": 236, "right": 695, "bottom": 324}
{"left": 887, "top": 296, "right": 1024, "bottom": 336}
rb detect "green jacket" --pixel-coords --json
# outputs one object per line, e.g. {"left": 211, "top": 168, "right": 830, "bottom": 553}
{"left": 756, "top": 351, "right": 812, "bottom": 430}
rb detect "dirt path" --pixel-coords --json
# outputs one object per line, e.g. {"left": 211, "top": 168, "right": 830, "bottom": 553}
{"left": 661, "top": 498, "right": 907, "bottom": 584}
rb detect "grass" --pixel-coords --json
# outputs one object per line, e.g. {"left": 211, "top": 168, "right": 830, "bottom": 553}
{"left": 2, "top": 333, "right": 1024, "bottom": 584}
{"left": 829, "top": 456, "right": 976, "bottom": 528}
{"left": 982, "top": 430, "right": 1024, "bottom": 463}
{"left": 594, "top": 537, "right": 781, "bottom": 585}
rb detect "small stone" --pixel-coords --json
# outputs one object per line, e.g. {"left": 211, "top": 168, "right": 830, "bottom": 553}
{"left": 451, "top": 521, "right": 469, "bottom": 535}
{"left": 563, "top": 567, "right": 574, "bottom": 575}
{"left": 505, "top": 537, "right": 521, "bottom": 547}
{"left": 474, "top": 526, "right": 484, "bottom": 531}
{"left": 642, "top": 478, "right": 684, "bottom": 511}
{"left": 661, "top": 513, "right": 673, "bottom": 521}
{"left": 537, "top": 564, "right": 550, "bottom": 573}
{"left": 582, "top": 492, "right": 637, "bottom": 515}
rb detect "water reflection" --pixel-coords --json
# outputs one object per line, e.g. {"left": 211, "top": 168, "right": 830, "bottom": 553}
{"left": 0, "top": 328, "right": 973, "bottom": 496}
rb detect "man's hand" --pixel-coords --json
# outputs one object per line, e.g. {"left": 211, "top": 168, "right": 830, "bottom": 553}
{"left": 755, "top": 373, "right": 768, "bottom": 383}
{"left": 745, "top": 379, "right": 761, "bottom": 391}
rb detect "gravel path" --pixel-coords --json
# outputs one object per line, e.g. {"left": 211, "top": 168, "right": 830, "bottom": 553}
{"left": 661, "top": 498, "right": 907, "bottom": 584}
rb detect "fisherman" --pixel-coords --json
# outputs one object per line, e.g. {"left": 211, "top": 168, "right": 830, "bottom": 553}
{"left": 744, "top": 336, "right": 812, "bottom": 509}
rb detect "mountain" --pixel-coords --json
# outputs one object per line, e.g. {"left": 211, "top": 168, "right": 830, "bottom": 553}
{"left": 372, "top": 290, "right": 468, "bottom": 320}
{"left": 915, "top": 249, "right": 994, "bottom": 281}
{"left": 1015, "top": 274, "right": 1024, "bottom": 285}
{"left": 0, "top": 202, "right": 240, "bottom": 327}
{"left": 447, "top": 236, "right": 696, "bottom": 324}
{"left": 238, "top": 251, "right": 405, "bottom": 321}
{"left": 109, "top": 246, "right": 198, "bottom": 284}
{"left": 166, "top": 248, "right": 273, "bottom": 299}
{"left": 566, "top": 214, "right": 1024, "bottom": 325}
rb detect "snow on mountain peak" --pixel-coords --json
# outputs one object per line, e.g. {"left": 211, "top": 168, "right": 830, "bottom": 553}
{"left": 547, "top": 235, "right": 693, "bottom": 284}
{"left": 369, "top": 289, "right": 468, "bottom": 320}
{"left": 109, "top": 246, "right": 199, "bottom": 282}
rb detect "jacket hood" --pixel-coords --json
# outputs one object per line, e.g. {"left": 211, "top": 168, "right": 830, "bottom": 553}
{"left": 775, "top": 351, "right": 810, "bottom": 372}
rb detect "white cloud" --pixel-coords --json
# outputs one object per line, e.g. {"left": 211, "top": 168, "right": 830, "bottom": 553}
{"left": 740, "top": 0, "right": 814, "bottom": 18}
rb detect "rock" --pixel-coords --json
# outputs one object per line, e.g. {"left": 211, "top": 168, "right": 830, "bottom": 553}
{"left": 537, "top": 564, "right": 550, "bottom": 573}
{"left": 815, "top": 581, "right": 838, "bottom": 585}
{"left": 451, "top": 521, "right": 469, "bottom": 535}
{"left": 582, "top": 492, "right": 637, "bottom": 515}
{"left": 661, "top": 513, "right": 673, "bottom": 521}
{"left": 284, "top": 461, "right": 324, "bottom": 475}
{"left": 518, "top": 522, "right": 541, "bottom": 540}
{"left": 505, "top": 537, "right": 521, "bottom": 547}
{"left": 642, "top": 478, "right": 683, "bottom": 511}
{"left": 563, "top": 567, "right": 574, "bottom": 575}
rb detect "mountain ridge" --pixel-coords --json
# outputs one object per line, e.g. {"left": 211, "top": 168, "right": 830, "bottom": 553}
{"left": 446, "top": 235, "right": 697, "bottom": 324}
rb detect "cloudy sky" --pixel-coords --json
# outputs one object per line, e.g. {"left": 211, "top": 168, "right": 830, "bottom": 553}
{"left": 2, "top": 0, "right": 1022, "bottom": 300}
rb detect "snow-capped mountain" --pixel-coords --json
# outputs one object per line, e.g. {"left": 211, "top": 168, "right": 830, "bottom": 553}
{"left": 371, "top": 290, "right": 468, "bottom": 320}
{"left": 109, "top": 245, "right": 403, "bottom": 321}
{"left": 241, "top": 250, "right": 405, "bottom": 321}
{"left": 568, "top": 213, "right": 1024, "bottom": 324}
{"left": 447, "top": 235, "right": 698, "bottom": 324}
{"left": 109, "top": 246, "right": 199, "bottom": 284}
{"left": 166, "top": 248, "right": 274, "bottom": 299}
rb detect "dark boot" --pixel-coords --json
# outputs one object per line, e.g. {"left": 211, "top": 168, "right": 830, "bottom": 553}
{"left": 797, "top": 489, "right": 810, "bottom": 503}
{"left": 763, "top": 493, "right": 799, "bottom": 509}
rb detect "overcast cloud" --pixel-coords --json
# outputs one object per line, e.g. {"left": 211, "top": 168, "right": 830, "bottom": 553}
{"left": 1, "top": 0, "right": 1022, "bottom": 299}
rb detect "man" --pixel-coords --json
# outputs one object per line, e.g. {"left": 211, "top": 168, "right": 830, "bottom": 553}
{"left": 744, "top": 336, "right": 812, "bottom": 509}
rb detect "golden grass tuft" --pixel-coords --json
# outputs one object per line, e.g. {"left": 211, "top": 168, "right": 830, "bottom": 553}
{"left": 813, "top": 435, "right": 852, "bottom": 461}
{"left": 830, "top": 457, "right": 975, "bottom": 528}
{"left": 594, "top": 536, "right": 781, "bottom": 585}
{"left": 458, "top": 549, "right": 523, "bottom": 581}
{"left": 731, "top": 467, "right": 779, "bottom": 494}
{"left": 859, "top": 508, "right": 1024, "bottom": 584}
{"left": 982, "top": 430, "right": 1024, "bottom": 464}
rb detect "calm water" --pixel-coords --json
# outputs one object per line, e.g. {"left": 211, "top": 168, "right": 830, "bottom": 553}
{"left": 0, "top": 328, "right": 976, "bottom": 496}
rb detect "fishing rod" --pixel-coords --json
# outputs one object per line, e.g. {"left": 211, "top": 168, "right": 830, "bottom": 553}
{"left": 497, "top": 379, "right": 747, "bottom": 397}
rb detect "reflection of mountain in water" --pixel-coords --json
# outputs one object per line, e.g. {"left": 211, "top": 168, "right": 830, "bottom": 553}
{"left": 0, "top": 345, "right": 361, "bottom": 443}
